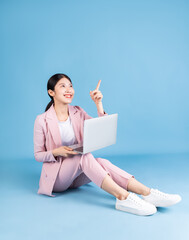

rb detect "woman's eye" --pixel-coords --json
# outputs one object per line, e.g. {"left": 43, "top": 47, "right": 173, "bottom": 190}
{"left": 61, "top": 85, "right": 73, "bottom": 88}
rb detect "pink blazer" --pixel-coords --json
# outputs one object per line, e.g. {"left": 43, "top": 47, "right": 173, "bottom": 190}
{"left": 33, "top": 104, "right": 108, "bottom": 197}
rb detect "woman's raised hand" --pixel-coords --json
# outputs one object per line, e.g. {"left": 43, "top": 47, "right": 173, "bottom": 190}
{"left": 53, "top": 146, "right": 78, "bottom": 158}
{"left": 90, "top": 80, "right": 103, "bottom": 104}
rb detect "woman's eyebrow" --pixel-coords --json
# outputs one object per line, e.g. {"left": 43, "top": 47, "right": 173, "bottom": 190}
{"left": 58, "top": 83, "right": 72, "bottom": 86}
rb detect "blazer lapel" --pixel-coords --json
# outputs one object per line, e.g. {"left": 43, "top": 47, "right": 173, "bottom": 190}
{"left": 68, "top": 104, "right": 82, "bottom": 144}
{"left": 45, "top": 104, "right": 81, "bottom": 148}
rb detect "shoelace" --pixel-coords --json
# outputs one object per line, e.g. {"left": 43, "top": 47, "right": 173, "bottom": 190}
{"left": 153, "top": 189, "right": 169, "bottom": 198}
{"left": 129, "top": 194, "right": 147, "bottom": 207}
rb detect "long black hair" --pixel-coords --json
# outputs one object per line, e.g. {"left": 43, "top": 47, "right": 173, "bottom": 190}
{"left": 45, "top": 73, "right": 72, "bottom": 112}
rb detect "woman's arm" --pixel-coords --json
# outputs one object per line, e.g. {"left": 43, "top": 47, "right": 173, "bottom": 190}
{"left": 75, "top": 78, "right": 108, "bottom": 119}
{"left": 90, "top": 80, "right": 107, "bottom": 116}
{"left": 33, "top": 116, "right": 58, "bottom": 163}
{"left": 96, "top": 102, "right": 106, "bottom": 115}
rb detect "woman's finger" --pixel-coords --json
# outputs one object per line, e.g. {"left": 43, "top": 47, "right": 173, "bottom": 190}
{"left": 94, "top": 96, "right": 101, "bottom": 100}
{"left": 94, "top": 93, "right": 102, "bottom": 99}
{"left": 95, "top": 80, "right": 101, "bottom": 91}
{"left": 64, "top": 146, "right": 73, "bottom": 150}
{"left": 90, "top": 90, "right": 103, "bottom": 102}
{"left": 90, "top": 90, "right": 101, "bottom": 97}
{"left": 64, "top": 146, "right": 71, "bottom": 149}
{"left": 67, "top": 151, "right": 78, "bottom": 155}
{"left": 90, "top": 90, "right": 98, "bottom": 96}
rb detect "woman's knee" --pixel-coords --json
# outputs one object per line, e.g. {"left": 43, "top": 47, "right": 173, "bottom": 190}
{"left": 95, "top": 157, "right": 111, "bottom": 165}
{"left": 80, "top": 152, "right": 93, "bottom": 165}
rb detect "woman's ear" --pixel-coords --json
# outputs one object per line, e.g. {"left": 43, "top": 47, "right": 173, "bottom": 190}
{"left": 48, "top": 89, "right": 54, "bottom": 97}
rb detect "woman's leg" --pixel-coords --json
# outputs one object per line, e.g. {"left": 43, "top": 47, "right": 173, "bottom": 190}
{"left": 101, "top": 174, "right": 129, "bottom": 200}
{"left": 69, "top": 172, "right": 92, "bottom": 189}
{"left": 53, "top": 153, "right": 130, "bottom": 201}
{"left": 95, "top": 157, "right": 151, "bottom": 197}
{"left": 54, "top": 153, "right": 149, "bottom": 201}
{"left": 53, "top": 155, "right": 83, "bottom": 192}
{"left": 79, "top": 153, "right": 133, "bottom": 200}
{"left": 127, "top": 177, "right": 151, "bottom": 196}
{"left": 95, "top": 157, "right": 134, "bottom": 190}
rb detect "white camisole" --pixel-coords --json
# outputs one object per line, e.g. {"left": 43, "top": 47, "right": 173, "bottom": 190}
{"left": 58, "top": 116, "right": 77, "bottom": 146}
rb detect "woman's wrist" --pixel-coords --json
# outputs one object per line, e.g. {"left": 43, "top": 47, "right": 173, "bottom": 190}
{"left": 52, "top": 148, "right": 59, "bottom": 157}
{"left": 96, "top": 101, "right": 104, "bottom": 114}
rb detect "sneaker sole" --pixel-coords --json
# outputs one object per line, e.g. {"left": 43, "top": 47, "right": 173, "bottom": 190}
{"left": 143, "top": 196, "right": 182, "bottom": 207}
{"left": 115, "top": 204, "right": 157, "bottom": 216}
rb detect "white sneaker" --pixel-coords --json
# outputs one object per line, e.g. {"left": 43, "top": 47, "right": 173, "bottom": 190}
{"left": 115, "top": 192, "right": 157, "bottom": 216}
{"left": 141, "top": 188, "right": 182, "bottom": 207}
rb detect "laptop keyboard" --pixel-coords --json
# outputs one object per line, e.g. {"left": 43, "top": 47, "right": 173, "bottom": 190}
{"left": 74, "top": 147, "right": 83, "bottom": 152}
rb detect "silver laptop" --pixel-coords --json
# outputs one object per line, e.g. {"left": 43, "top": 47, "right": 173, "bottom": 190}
{"left": 68, "top": 113, "right": 118, "bottom": 154}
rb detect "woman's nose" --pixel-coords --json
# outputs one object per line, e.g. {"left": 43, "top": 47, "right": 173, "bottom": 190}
{"left": 65, "top": 87, "right": 72, "bottom": 91}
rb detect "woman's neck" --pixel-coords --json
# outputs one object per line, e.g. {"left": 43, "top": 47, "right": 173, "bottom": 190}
{"left": 54, "top": 102, "right": 69, "bottom": 121}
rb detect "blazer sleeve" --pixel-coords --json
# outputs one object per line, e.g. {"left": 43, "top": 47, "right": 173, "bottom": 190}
{"left": 33, "top": 116, "right": 57, "bottom": 163}
{"left": 76, "top": 106, "right": 108, "bottom": 120}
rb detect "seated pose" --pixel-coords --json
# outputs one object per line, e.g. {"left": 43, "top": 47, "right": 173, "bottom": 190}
{"left": 33, "top": 73, "right": 182, "bottom": 216}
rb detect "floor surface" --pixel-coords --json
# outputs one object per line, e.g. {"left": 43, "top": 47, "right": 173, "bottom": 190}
{"left": 1, "top": 153, "right": 189, "bottom": 240}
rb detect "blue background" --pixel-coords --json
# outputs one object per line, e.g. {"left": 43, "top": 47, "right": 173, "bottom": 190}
{"left": 1, "top": 0, "right": 189, "bottom": 158}
{"left": 1, "top": 1, "right": 189, "bottom": 240}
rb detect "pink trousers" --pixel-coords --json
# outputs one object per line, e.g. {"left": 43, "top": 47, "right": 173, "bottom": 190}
{"left": 53, "top": 152, "right": 134, "bottom": 193}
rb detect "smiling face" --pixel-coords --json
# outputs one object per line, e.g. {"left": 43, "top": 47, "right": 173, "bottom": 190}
{"left": 48, "top": 77, "right": 75, "bottom": 104}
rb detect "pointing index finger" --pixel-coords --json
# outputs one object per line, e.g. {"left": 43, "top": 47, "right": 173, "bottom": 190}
{"left": 95, "top": 80, "right": 101, "bottom": 90}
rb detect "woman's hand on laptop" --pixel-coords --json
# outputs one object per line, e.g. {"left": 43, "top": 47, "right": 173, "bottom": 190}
{"left": 52, "top": 146, "right": 78, "bottom": 158}
{"left": 90, "top": 80, "right": 103, "bottom": 104}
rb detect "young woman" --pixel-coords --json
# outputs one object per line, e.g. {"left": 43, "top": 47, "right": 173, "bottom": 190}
{"left": 33, "top": 73, "right": 182, "bottom": 216}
